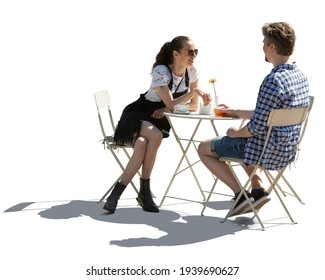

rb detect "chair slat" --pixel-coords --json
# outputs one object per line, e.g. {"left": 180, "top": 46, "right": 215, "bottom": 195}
{"left": 267, "top": 107, "right": 308, "bottom": 126}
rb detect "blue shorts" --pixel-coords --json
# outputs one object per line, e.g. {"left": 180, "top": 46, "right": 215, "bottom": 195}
{"left": 210, "top": 136, "right": 247, "bottom": 159}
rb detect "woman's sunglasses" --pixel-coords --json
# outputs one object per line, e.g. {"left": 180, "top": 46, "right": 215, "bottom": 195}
{"left": 178, "top": 49, "right": 198, "bottom": 57}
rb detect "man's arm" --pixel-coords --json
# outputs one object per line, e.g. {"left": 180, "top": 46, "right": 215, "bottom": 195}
{"left": 226, "top": 125, "right": 253, "bottom": 138}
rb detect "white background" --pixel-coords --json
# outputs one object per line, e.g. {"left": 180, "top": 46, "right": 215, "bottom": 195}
{"left": 1, "top": 0, "right": 324, "bottom": 279}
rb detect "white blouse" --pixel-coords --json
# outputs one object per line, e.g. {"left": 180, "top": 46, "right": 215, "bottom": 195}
{"left": 145, "top": 64, "right": 199, "bottom": 102}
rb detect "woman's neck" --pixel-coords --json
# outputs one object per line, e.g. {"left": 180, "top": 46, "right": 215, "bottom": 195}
{"left": 169, "top": 64, "right": 186, "bottom": 77}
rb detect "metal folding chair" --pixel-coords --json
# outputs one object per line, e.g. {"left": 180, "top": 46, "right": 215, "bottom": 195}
{"left": 203, "top": 106, "right": 309, "bottom": 230}
{"left": 272, "top": 96, "right": 314, "bottom": 203}
{"left": 94, "top": 90, "right": 139, "bottom": 203}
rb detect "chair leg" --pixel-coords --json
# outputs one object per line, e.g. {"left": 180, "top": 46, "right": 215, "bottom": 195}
{"left": 265, "top": 170, "right": 296, "bottom": 224}
{"left": 220, "top": 164, "right": 265, "bottom": 230}
{"left": 201, "top": 179, "right": 218, "bottom": 216}
{"left": 98, "top": 146, "right": 141, "bottom": 203}
{"left": 221, "top": 187, "right": 265, "bottom": 230}
{"left": 273, "top": 186, "right": 296, "bottom": 224}
{"left": 270, "top": 171, "right": 304, "bottom": 204}
{"left": 280, "top": 174, "right": 305, "bottom": 204}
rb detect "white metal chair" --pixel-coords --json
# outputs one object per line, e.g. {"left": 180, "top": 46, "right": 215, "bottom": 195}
{"left": 94, "top": 90, "right": 139, "bottom": 203}
{"left": 272, "top": 96, "right": 314, "bottom": 203}
{"left": 206, "top": 106, "right": 309, "bottom": 230}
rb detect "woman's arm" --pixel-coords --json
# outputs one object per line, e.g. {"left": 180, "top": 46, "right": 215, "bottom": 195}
{"left": 187, "top": 80, "right": 200, "bottom": 111}
{"left": 156, "top": 80, "right": 211, "bottom": 111}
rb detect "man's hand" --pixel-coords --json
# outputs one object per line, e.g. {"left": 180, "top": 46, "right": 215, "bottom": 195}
{"left": 227, "top": 125, "right": 253, "bottom": 138}
{"left": 226, "top": 126, "right": 239, "bottom": 138}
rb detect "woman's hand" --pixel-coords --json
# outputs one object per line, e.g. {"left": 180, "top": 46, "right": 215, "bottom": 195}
{"left": 195, "top": 89, "right": 212, "bottom": 105}
{"left": 151, "top": 107, "right": 171, "bottom": 119}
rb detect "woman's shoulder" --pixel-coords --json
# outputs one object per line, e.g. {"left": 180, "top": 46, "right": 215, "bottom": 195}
{"left": 187, "top": 65, "right": 198, "bottom": 73}
{"left": 153, "top": 64, "right": 197, "bottom": 75}
{"left": 153, "top": 64, "right": 171, "bottom": 73}
{"left": 187, "top": 65, "right": 199, "bottom": 81}
{"left": 152, "top": 65, "right": 172, "bottom": 79}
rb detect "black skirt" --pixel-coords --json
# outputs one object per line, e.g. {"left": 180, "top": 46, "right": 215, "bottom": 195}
{"left": 114, "top": 91, "right": 187, "bottom": 146}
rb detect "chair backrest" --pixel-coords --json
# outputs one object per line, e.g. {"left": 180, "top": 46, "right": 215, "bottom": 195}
{"left": 308, "top": 95, "right": 314, "bottom": 112}
{"left": 94, "top": 89, "right": 110, "bottom": 109}
{"left": 259, "top": 106, "right": 309, "bottom": 165}
{"left": 94, "top": 90, "right": 116, "bottom": 139}
{"left": 267, "top": 107, "right": 308, "bottom": 127}
{"left": 238, "top": 96, "right": 314, "bottom": 130}
{"left": 298, "top": 95, "right": 314, "bottom": 145}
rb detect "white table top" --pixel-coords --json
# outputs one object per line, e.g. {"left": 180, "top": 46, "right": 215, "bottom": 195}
{"left": 164, "top": 112, "right": 239, "bottom": 120}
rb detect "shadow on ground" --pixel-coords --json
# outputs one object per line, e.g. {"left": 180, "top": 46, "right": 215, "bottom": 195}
{"left": 4, "top": 200, "right": 253, "bottom": 247}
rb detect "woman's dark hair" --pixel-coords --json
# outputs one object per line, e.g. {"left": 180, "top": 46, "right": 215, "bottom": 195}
{"left": 152, "top": 36, "right": 191, "bottom": 69}
{"left": 262, "top": 22, "right": 296, "bottom": 56}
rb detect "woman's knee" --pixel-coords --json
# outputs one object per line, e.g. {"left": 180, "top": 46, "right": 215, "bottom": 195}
{"left": 140, "top": 123, "right": 163, "bottom": 147}
{"left": 134, "top": 136, "right": 148, "bottom": 150}
{"left": 143, "top": 126, "right": 163, "bottom": 143}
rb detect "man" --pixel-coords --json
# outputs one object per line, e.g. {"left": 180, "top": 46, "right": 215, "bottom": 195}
{"left": 198, "top": 22, "right": 309, "bottom": 216}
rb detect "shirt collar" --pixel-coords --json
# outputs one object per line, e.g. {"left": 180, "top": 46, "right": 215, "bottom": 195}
{"left": 272, "top": 62, "right": 297, "bottom": 72}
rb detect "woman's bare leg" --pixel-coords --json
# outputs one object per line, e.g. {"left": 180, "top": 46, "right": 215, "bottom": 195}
{"left": 138, "top": 121, "right": 163, "bottom": 179}
{"left": 120, "top": 136, "right": 147, "bottom": 185}
{"left": 120, "top": 121, "right": 163, "bottom": 184}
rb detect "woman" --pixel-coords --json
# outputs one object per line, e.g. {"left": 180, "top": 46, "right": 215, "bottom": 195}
{"left": 103, "top": 35, "right": 211, "bottom": 214}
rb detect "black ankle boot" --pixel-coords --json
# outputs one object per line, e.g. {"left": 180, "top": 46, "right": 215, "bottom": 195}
{"left": 103, "top": 182, "right": 126, "bottom": 214}
{"left": 136, "top": 178, "right": 159, "bottom": 213}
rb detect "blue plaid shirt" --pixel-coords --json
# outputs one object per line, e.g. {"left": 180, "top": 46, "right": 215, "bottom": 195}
{"left": 244, "top": 63, "right": 309, "bottom": 170}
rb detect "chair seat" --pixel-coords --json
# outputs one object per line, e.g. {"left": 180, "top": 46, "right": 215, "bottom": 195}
{"left": 104, "top": 135, "right": 133, "bottom": 149}
{"left": 219, "top": 157, "right": 243, "bottom": 164}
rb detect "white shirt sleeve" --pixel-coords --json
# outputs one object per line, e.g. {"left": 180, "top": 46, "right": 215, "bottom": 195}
{"left": 151, "top": 65, "right": 171, "bottom": 88}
